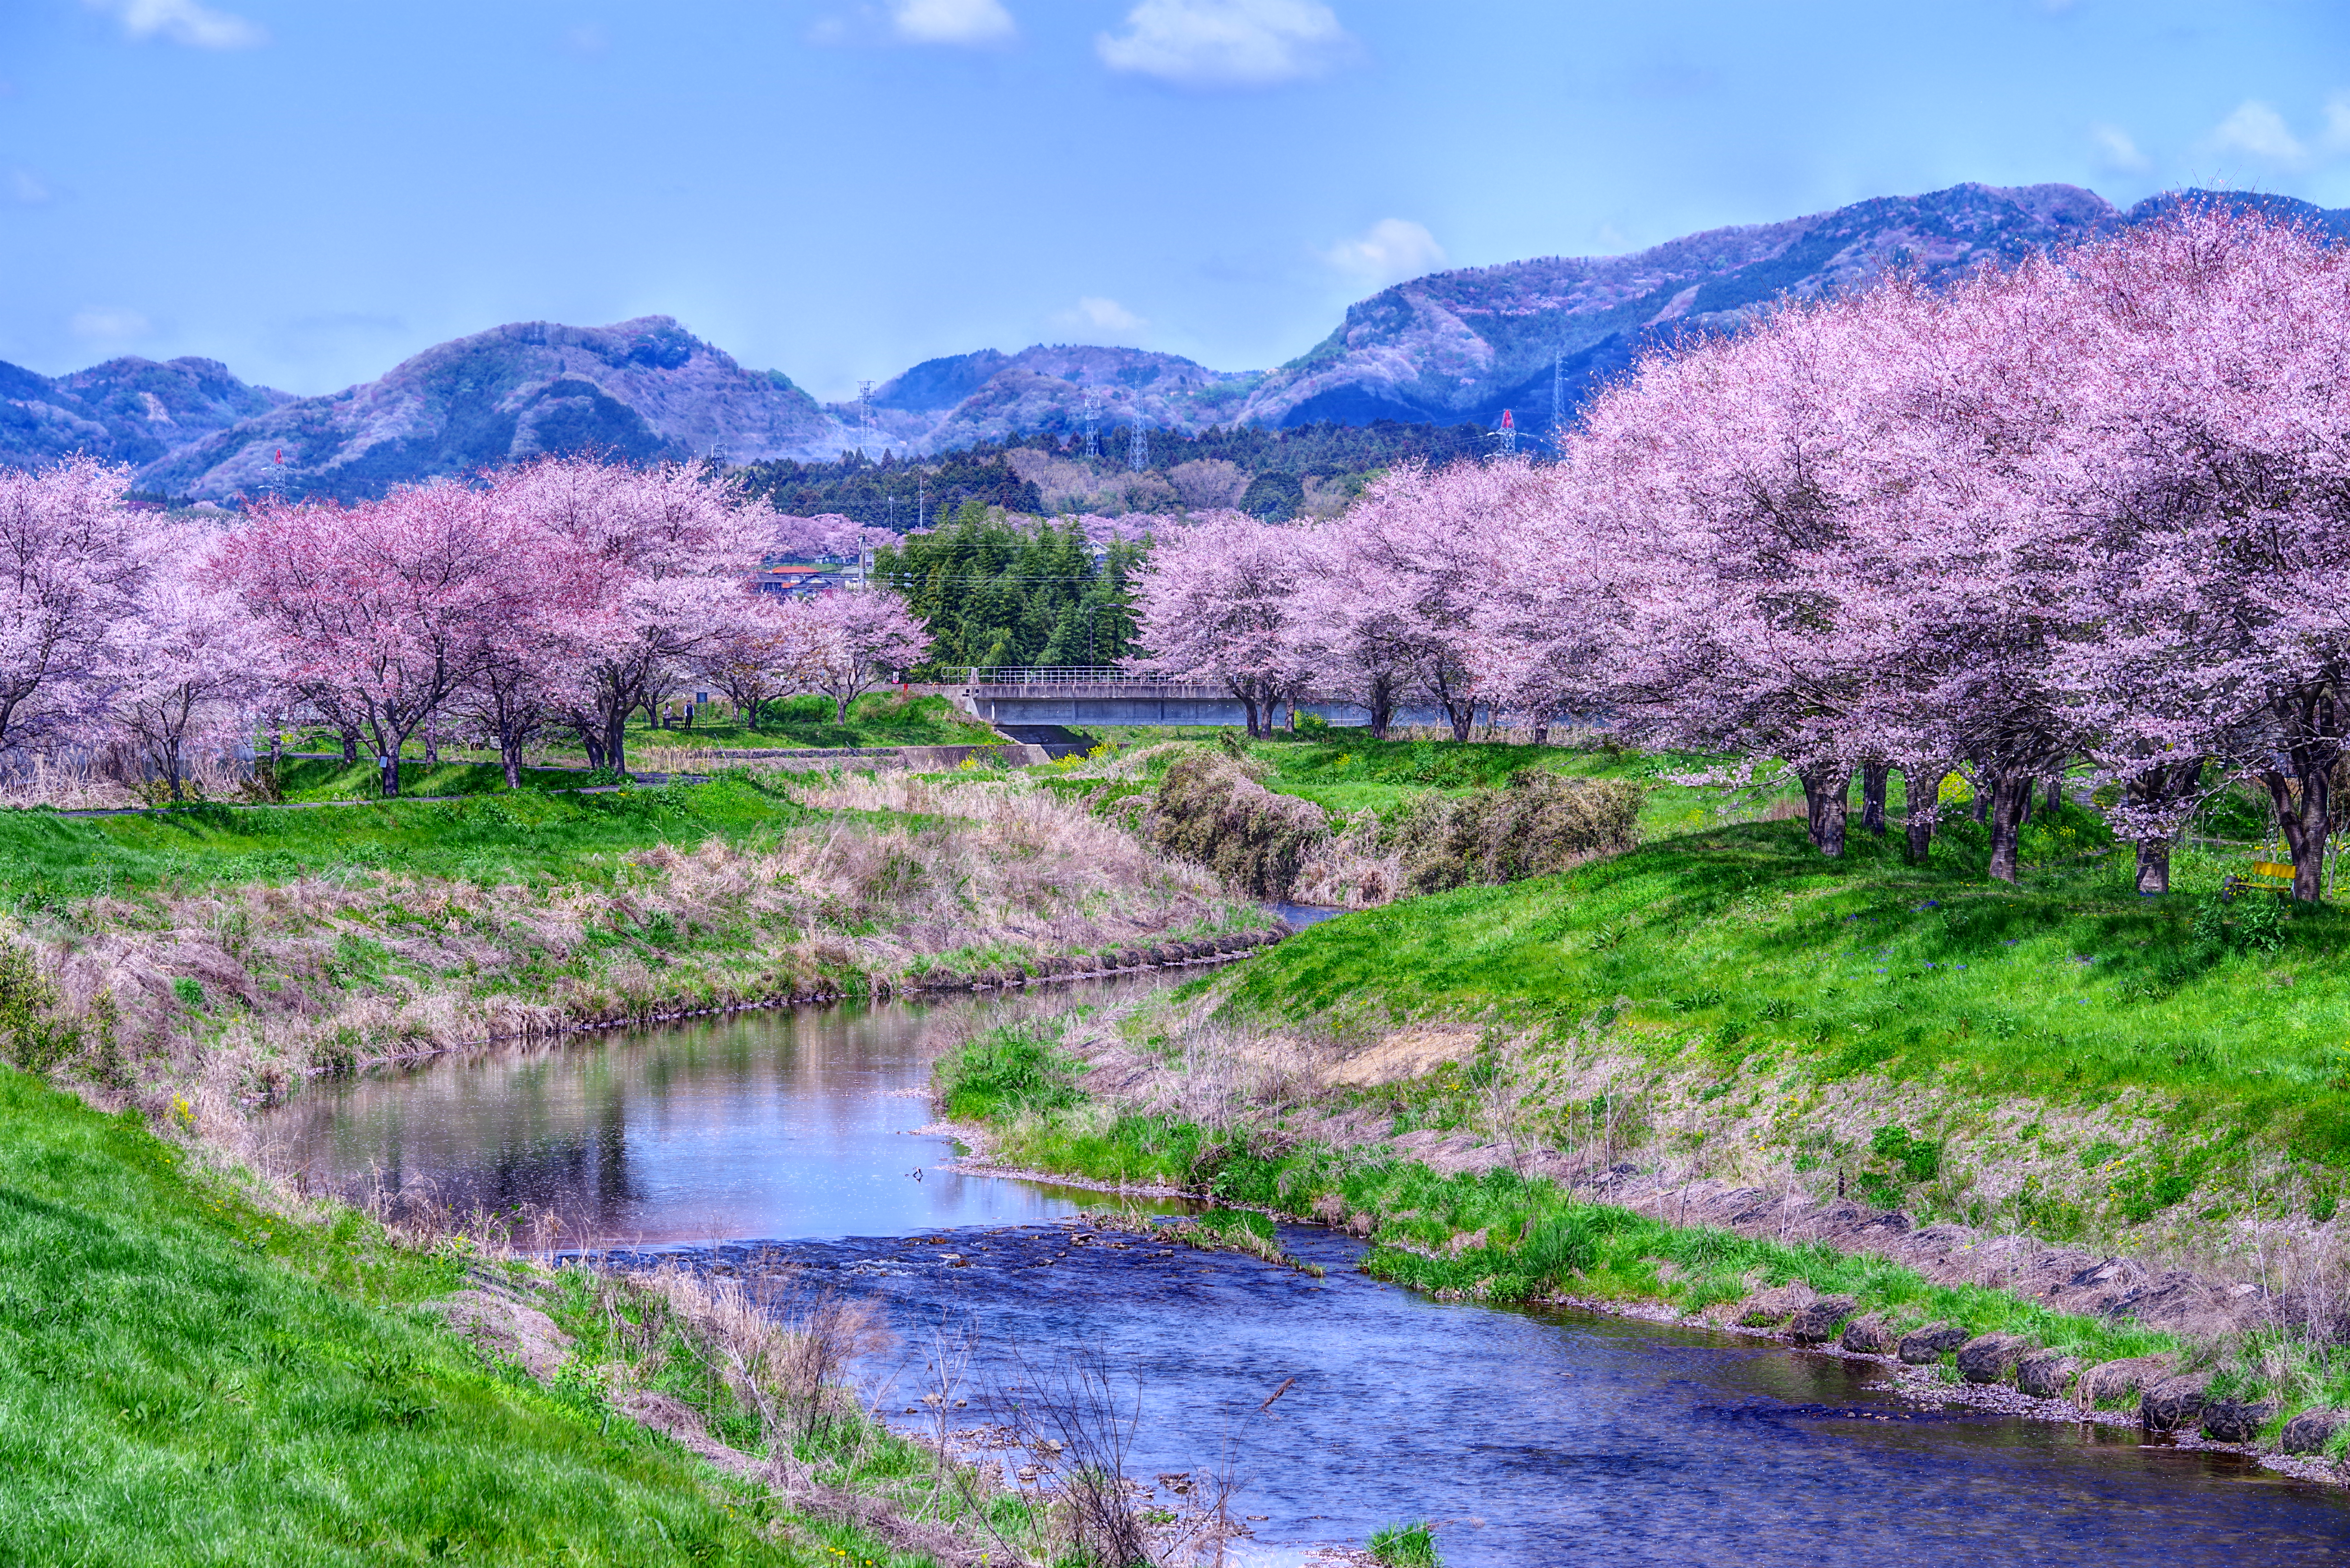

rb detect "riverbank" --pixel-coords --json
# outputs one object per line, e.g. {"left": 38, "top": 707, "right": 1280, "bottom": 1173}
{"left": 0, "top": 770, "right": 1272, "bottom": 1134}
{"left": 929, "top": 988, "right": 2350, "bottom": 1476}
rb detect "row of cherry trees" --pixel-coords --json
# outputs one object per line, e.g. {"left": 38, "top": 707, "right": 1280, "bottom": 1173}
{"left": 1134, "top": 206, "right": 2350, "bottom": 899}
{"left": 0, "top": 454, "right": 928, "bottom": 798}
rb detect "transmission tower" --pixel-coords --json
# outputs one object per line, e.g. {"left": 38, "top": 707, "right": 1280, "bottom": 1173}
{"left": 917, "top": 476, "right": 928, "bottom": 530}
{"left": 856, "top": 380, "right": 876, "bottom": 453}
{"left": 1081, "top": 390, "right": 1101, "bottom": 460}
{"left": 1551, "top": 351, "right": 1565, "bottom": 449}
{"left": 1494, "top": 408, "right": 1518, "bottom": 456}
{"left": 1129, "top": 419, "right": 1149, "bottom": 471}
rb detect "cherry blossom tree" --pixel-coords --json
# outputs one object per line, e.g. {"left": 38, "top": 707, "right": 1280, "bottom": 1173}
{"left": 692, "top": 591, "right": 832, "bottom": 730}
{"left": 104, "top": 526, "right": 275, "bottom": 801}
{"left": 1128, "top": 511, "right": 1317, "bottom": 736}
{"left": 495, "top": 456, "right": 773, "bottom": 773}
{"left": 214, "top": 482, "right": 528, "bottom": 798}
{"left": 800, "top": 590, "right": 931, "bottom": 722}
{"left": 0, "top": 455, "right": 152, "bottom": 763}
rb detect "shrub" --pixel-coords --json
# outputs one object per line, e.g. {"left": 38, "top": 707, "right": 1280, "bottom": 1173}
{"left": 1392, "top": 772, "right": 1646, "bottom": 894}
{"left": 1143, "top": 751, "right": 1330, "bottom": 899}
{"left": 934, "top": 1026, "right": 1083, "bottom": 1121}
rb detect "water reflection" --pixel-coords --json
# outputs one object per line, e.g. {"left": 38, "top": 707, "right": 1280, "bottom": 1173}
{"left": 275, "top": 989, "right": 1186, "bottom": 1246}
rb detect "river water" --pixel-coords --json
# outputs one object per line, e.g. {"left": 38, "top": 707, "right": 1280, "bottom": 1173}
{"left": 277, "top": 989, "right": 2350, "bottom": 1566}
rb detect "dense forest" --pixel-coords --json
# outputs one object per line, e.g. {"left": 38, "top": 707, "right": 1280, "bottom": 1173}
{"left": 870, "top": 502, "right": 1147, "bottom": 676}
{"left": 732, "top": 418, "right": 1493, "bottom": 526}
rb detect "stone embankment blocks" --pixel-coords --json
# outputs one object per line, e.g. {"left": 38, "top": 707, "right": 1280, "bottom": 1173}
{"left": 1956, "top": 1334, "right": 2031, "bottom": 1385}
{"left": 2015, "top": 1351, "right": 2078, "bottom": 1398}
{"left": 1787, "top": 1297, "right": 1856, "bottom": 1345}
{"left": 1897, "top": 1323, "right": 1971, "bottom": 1364}
{"left": 2281, "top": 1409, "right": 2347, "bottom": 1453}
{"left": 2139, "top": 1372, "right": 2212, "bottom": 1433}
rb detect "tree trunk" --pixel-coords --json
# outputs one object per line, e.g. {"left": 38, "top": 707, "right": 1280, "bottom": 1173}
{"left": 604, "top": 709, "right": 629, "bottom": 778}
{"left": 2261, "top": 764, "right": 2334, "bottom": 904}
{"left": 1861, "top": 764, "right": 1889, "bottom": 837}
{"left": 1367, "top": 676, "right": 1395, "bottom": 742}
{"left": 1243, "top": 696, "right": 1263, "bottom": 738}
{"left": 1986, "top": 772, "right": 2035, "bottom": 884}
{"left": 580, "top": 728, "right": 608, "bottom": 772}
{"left": 1531, "top": 723, "right": 1549, "bottom": 746}
{"left": 2045, "top": 774, "right": 2064, "bottom": 816}
{"left": 2126, "top": 756, "right": 2202, "bottom": 895}
{"left": 1447, "top": 701, "right": 1474, "bottom": 744}
{"left": 424, "top": 713, "right": 439, "bottom": 766}
{"left": 1798, "top": 764, "right": 1852, "bottom": 857}
{"left": 1969, "top": 769, "right": 1989, "bottom": 822}
{"left": 341, "top": 729, "right": 359, "bottom": 765}
{"left": 1899, "top": 765, "right": 1941, "bottom": 863}
{"left": 834, "top": 692, "right": 851, "bottom": 723}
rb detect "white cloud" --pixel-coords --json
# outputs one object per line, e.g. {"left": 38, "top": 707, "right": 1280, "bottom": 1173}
{"left": 71, "top": 307, "right": 152, "bottom": 343}
{"left": 1096, "top": 0, "right": 1358, "bottom": 89}
{"left": 2324, "top": 92, "right": 2350, "bottom": 154}
{"left": 890, "top": 0, "right": 1015, "bottom": 45}
{"left": 7, "top": 168, "right": 54, "bottom": 205}
{"left": 2089, "top": 124, "right": 2149, "bottom": 175}
{"left": 1052, "top": 297, "right": 1148, "bottom": 340}
{"left": 83, "top": 0, "right": 268, "bottom": 49}
{"left": 1320, "top": 218, "right": 1446, "bottom": 288}
{"left": 2211, "top": 100, "right": 2306, "bottom": 166}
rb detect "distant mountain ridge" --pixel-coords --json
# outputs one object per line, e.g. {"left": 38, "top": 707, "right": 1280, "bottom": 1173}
{"left": 8, "top": 183, "right": 2346, "bottom": 499}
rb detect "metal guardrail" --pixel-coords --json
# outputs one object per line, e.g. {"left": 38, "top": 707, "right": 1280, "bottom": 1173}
{"left": 968, "top": 666, "right": 1172, "bottom": 687}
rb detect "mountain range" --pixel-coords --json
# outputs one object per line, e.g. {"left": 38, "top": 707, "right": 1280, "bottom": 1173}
{"left": 10, "top": 183, "right": 2344, "bottom": 502}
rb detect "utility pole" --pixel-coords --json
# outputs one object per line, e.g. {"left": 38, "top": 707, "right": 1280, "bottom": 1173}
{"left": 1551, "top": 351, "right": 1565, "bottom": 452}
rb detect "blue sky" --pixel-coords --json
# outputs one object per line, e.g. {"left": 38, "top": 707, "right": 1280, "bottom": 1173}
{"left": 4, "top": 1, "right": 2346, "bottom": 401}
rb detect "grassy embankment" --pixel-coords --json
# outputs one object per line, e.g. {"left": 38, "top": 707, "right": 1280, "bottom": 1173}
{"left": 269, "top": 696, "right": 1011, "bottom": 805}
{"left": 0, "top": 769, "right": 1261, "bottom": 1119}
{"left": 938, "top": 733, "right": 2350, "bottom": 1443}
{"left": 0, "top": 1063, "right": 1086, "bottom": 1565}
{"left": 0, "top": 1067, "right": 789, "bottom": 1564}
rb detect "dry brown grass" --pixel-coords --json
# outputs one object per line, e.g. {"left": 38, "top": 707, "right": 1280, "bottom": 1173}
{"left": 14, "top": 776, "right": 1256, "bottom": 1119}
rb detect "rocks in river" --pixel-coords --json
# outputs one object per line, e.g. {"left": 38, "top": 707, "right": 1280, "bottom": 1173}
{"left": 2280, "top": 1408, "right": 2347, "bottom": 1453}
{"left": 1840, "top": 1315, "right": 1898, "bottom": 1354}
{"left": 2140, "top": 1371, "right": 2213, "bottom": 1432}
{"left": 2199, "top": 1398, "right": 2276, "bottom": 1444}
{"left": 1956, "top": 1333, "right": 2031, "bottom": 1385}
{"left": 1897, "top": 1323, "right": 1971, "bottom": 1364}
{"left": 2016, "top": 1351, "right": 2079, "bottom": 1398}
{"left": 1788, "top": 1296, "right": 1857, "bottom": 1344}
{"left": 2077, "top": 1354, "right": 2172, "bottom": 1409}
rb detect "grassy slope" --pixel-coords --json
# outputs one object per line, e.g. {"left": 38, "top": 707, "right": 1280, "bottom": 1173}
{"left": 935, "top": 1026, "right": 2194, "bottom": 1409}
{"left": 271, "top": 758, "right": 596, "bottom": 803}
{"left": 0, "top": 1068, "right": 799, "bottom": 1567}
{"left": 1222, "top": 809, "right": 2350, "bottom": 1159}
{"left": 1082, "top": 729, "right": 1822, "bottom": 839}
{"left": 618, "top": 694, "right": 1001, "bottom": 753}
{"left": 0, "top": 775, "right": 822, "bottom": 908}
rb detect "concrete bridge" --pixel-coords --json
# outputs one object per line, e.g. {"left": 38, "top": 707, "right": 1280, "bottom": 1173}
{"left": 954, "top": 667, "right": 1455, "bottom": 730}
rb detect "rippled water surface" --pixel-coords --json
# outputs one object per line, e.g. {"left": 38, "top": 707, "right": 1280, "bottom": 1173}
{"left": 277, "top": 996, "right": 2350, "bottom": 1565}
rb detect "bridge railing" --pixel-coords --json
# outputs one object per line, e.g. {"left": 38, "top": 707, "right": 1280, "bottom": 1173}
{"left": 968, "top": 666, "right": 1174, "bottom": 688}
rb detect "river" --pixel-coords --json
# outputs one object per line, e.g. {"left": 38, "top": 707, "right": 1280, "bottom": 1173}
{"left": 275, "top": 986, "right": 2350, "bottom": 1566}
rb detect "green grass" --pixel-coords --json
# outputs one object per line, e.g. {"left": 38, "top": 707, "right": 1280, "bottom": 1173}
{"left": 0, "top": 774, "right": 820, "bottom": 908}
{"left": 0, "top": 1068, "right": 805, "bottom": 1565}
{"left": 1369, "top": 1520, "right": 1441, "bottom": 1568}
{"left": 269, "top": 757, "right": 595, "bottom": 803}
{"left": 1223, "top": 803, "right": 2350, "bottom": 1167}
{"left": 935, "top": 1029, "right": 2200, "bottom": 1400}
{"left": 618, "top": 692, "right": 1001, "bottom": 752}
{"left": 1085, "top": 726, "right": 1808, "bottom": 838}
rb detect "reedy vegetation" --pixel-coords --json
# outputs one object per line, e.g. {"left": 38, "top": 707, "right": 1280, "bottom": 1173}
{"left": 0, "top": 770, "right": 1258, "bottom": 1119}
